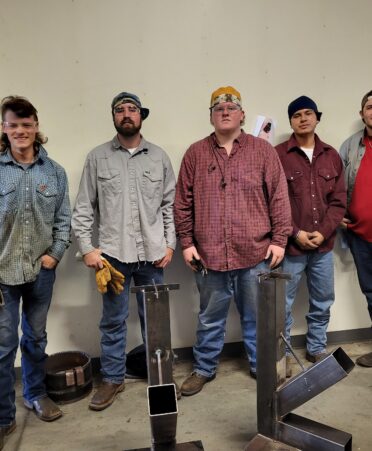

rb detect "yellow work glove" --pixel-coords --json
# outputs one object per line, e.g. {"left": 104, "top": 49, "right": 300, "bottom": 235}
{"left": 95, "top": 264, "right": 111, "bottom": 294}
{"left": 108, "top": 279, "right": 124, "bottom": 295}
{"left": 102, "top": 258, "right": 125, "bottom": 295}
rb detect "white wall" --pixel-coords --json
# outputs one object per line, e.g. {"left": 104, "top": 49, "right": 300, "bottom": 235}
{"left": 1, "top": 0, "right": 371, "bottom": 363}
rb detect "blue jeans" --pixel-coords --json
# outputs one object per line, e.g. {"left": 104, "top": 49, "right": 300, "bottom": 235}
{"left": 100, "top": 256, "right": 163, "bottom": 384}
{"left": 282, "top": 251, "right": 334, "bottom": 355}
{"left": 347, "top": 231, "right": 372, "bottom": 322}
{"left": 0, "top": 268, "right": 55, "bottom": 427}
{"left": 193, "top": 261, "right": 269, "bottom": 377}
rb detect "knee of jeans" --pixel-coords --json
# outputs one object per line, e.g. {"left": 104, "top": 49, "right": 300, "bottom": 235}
{"left": 0, "top": 322, "right": 19, "bottom": 351}
{"left": 20, "top": 333, "right": 47, "bottom": 352}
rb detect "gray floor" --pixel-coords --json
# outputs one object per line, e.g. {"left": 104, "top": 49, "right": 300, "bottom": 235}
{"left": 4, "top": 341, "right": 372, "bottom": 451}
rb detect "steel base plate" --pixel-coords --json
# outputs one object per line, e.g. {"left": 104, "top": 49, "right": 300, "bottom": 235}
{"left": 125, "top": 440, "right": 204, "bottom": 450}
{"left": 245, "top": 434, "right": 300, "bottom": 451}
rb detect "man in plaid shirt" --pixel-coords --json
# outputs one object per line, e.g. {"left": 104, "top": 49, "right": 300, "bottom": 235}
{"left": 0, "top": 96, "right": 71, "bottom": 449}
{"left": 174, "top": 86, "right": 291, "bottom": 395}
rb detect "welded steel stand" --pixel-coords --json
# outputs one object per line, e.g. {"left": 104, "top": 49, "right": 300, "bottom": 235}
{"left": 245, "top": 272, "right": 354, "bottom": 451}
{"left": 125, "top": 283, "right": 204, "bottom": 451}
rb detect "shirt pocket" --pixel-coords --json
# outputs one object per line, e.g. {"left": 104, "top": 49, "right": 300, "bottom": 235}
{"left": 0, "top": 183, "right": 17, "bottom": 213}
{"left": 36, "top": 176, "right": 58, "bottom": 219}
{"left": 286, "top": 171, "right": 303, "bottom": 197}
{"left": 142, "top": 167, "right": 163, "bottom": 200}
{"left": 239, "top": 168, "right": 262, "bottom": 192}
{"left": 318, "top": 167, "right": 338, "bottom": 193}
{"left": 98, "top": 169, "right": 122, "bottom": 194}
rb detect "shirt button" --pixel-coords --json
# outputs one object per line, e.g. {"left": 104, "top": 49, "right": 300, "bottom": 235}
{"left": 25, "top": 220, "right": 29, "bottom": 224}
{"left": 313, "top": 207, "right": 316, "bottom": 210}
{"left": 314, "top": 221, "right": 318, "bottom": 224}
{"left": 312, "top": 194, "right": 315, "bottom": 197}
{"left": 26, "top": 187, "right": 29, "bottom": 191}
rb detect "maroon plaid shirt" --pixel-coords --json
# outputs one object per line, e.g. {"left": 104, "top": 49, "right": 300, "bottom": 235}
{"left": 174, "top": 132, "right": 292, "bottom": 271}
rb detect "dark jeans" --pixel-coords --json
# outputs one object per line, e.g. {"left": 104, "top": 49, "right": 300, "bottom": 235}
{"left": 347, "top": 230, "right": 372, "bottom": 321}
{"left": 0, "top": 268, "right": 55, "bottom": 427}
{"left": 99, "top": 257, "right": 163, "bottom": 384}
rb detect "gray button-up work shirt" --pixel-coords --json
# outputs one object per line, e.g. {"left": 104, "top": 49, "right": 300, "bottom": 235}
{"left": 72, "top": 136, "right": 176, "bottom": 262}
{"left": 0, "top": 146, "right": 71, "bottom": 285}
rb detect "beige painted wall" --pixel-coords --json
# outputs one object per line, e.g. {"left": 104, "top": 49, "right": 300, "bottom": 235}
{"left": 1, "top": 0, "right": 371, "bottom": 363}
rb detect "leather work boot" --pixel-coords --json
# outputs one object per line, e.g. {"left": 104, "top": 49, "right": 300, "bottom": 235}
{"left": 356, "top": 351, "right": 372, "bottom": 367}
{"left": 305, "top": 351, "right": 327, "bottom": 363}
{"left": 286, "top": 356, "right": 293, "bottom": 378}
{"left": 89, "top": 381, "right": 125, "bottom": 411}
{"left": 0, "top": 421, "right": 16, "bottom": 450}
{"left": 181, "top": 372, "right": 215, "bottom": 396}
{"left": 24, "top": 396, "right": 62, "bottom": 421}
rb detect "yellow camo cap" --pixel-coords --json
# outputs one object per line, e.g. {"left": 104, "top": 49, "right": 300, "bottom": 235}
{"left": 210, "top": 86, "right": 242, "bottom": 108}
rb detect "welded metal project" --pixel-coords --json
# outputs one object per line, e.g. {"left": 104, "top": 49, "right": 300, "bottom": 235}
{"left": 126, "top": 283, "right": 204, "bottom": 451}
{"left": 245, "top": 272, "right": 354, "bottom": 451}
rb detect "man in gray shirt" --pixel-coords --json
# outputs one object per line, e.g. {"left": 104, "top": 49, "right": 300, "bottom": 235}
{"left": 72, "top": 92, "right": 176, "bottom": 411}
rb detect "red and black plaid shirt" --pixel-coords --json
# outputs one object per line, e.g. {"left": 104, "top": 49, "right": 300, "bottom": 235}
{"left": 174, "top": 131, "right": 292, "bottom": 271}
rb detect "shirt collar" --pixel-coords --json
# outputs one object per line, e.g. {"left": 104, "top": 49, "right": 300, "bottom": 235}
{"left": 112, "top": 135, "right": 148, "bottom": 153}
{"left": 0, "top": 145, "right": 47, "bottom": 164}
{"left": 210, "top": 129, "right": 246, "bottom": 148}
{"left": 285, "top": 133, "right": 331, "bottom": 154}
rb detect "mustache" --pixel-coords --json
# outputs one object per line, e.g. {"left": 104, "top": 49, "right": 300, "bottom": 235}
{"left": 120, "top": 118, "right": 134, "bottom": 126}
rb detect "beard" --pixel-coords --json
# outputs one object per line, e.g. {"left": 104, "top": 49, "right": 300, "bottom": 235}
{"left": 114, "top": 118, "right": 142, "bottom": 138}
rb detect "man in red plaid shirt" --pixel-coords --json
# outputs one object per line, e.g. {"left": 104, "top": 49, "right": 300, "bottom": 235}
{"left": 174, "top": 86, "right": 292, "bottom": 395}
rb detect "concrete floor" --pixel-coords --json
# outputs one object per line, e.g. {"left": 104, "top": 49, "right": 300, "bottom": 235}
{"left": 4, "top": 341, "right": 372, "bottom": 451}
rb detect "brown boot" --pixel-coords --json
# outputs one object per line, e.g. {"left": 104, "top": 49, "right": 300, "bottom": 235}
{"left": 89, "top": 381, "right": 125, "bottom": 411}
{"left": 305, "top": 351, "right": 327, "bottom": 363}
{"left": 24, "top": 397, "right": 62, "bottom": 422}
{"left": 356, "top": 351, "right": 372, "bottom": 367}
{"left": 181, "top": 372, "right": 215, "bottom": 396}
{"left": 0, "top": 421, "right": 16, "bottom": 450}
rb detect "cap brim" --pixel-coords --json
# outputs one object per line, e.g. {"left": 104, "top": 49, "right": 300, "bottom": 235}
{"left": 141, "top": 108, "right": 149, "bottom": 120}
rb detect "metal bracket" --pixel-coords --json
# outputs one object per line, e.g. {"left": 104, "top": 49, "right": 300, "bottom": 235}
{"left": 125, "top": 283, "right": 204, "bottom": 451}
{"left": 246, "top": 271, "right": 354, "bottom": 451}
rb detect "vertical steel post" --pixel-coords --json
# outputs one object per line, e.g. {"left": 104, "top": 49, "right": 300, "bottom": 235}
{"left": 256, "top": 272, "right": 288, "bottom": 437}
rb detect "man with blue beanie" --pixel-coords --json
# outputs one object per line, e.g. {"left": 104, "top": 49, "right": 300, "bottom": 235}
{"left": 276, "top": 96, "right": 346, "bottom": 377}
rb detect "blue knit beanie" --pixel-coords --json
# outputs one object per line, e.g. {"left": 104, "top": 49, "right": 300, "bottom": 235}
{"left": 288, "top": 96, "right": 322, "bottom": 121}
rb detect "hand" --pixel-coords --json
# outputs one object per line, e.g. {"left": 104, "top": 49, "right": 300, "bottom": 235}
{"left": 295, "top": 230, "right": 319, "bottom": 250}
{"left": 182, "top": 246, "right": 201, "bottom": 271}
{"left": 340, "top": 217, "right": 352, "bottom": 229}
{"left": 308, "top": 231, "right": 325, "bottom": 246}
{"left": 41, "top": 254, "right": 58, "bottom": 269}
{"left": 83, "top": 248, "right": 103, "bottom": 269}
{"left": 265, "top": 244, "right": 285, "bottom": 269}
{"left": 154, "top": 248, "right": 174, "bottom": 268}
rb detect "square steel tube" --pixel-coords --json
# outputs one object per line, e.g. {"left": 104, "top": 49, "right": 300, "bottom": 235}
{"left": 148, "top": 384, "right": 178, "bottom": 445}
{"left": 278, "top": 413, "right": 352, "bottom": 451}
{"left": 276, "top": 348, "right": 354, "bottom": 417}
